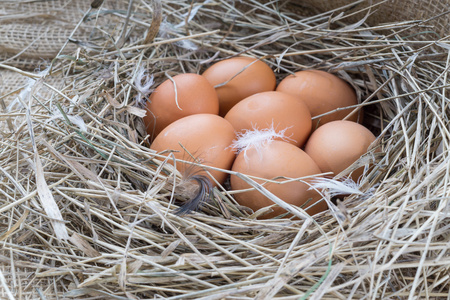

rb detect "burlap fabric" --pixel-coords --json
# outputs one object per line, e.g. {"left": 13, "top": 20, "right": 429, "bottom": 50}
{"left": 0, "top": 0, "right": 138, "bottom": 105}
{"left": 301, "top": 0, "right": 450, "bottom": 40}
{"left": 1, "top": 0, "right": 448, "bottom": 105}
{"left": 1, "top": 0, "right": 449, "bottom": 69}
{"left": 1, "top": 0, "right": 448, "bottom": 86}
{"left": 0, "top": 0, "right": 133, "bottom": 66}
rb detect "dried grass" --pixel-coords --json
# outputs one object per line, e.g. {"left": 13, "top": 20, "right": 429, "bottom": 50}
{"left": 1, "top": 0, "right": 449, "bottom": 299}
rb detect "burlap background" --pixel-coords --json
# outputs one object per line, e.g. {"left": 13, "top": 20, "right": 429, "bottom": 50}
{"left": 301, "top": 0, "right": 449, "bottom": 40}
{"left": 0, "top": 0, "right": 136, "bottom": 64}
{"left": 1, "top": 0, "right": 449, "bottom": 69}
{"left": 0, "top": 0, "right": 138, "bottom": 105}
{"left": 2, "top": 0, "right": 448, "bottom": 127}
{"left": 1, "top": 0, "right": 447, "bottom": 106}
{"left": 0, "top": 1, "right": 448, "bottom": 138}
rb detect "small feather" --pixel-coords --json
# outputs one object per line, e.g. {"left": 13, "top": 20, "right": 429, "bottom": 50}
{"left": 8, "top": 67, "right": 50, "bottom": 112}
{"left": 231, "top": 122, "right": 295, "bottom": 156}
{"left": 48, "top": 110, "right": 87, "bottom": 132}
{"left": 175, "top": 175, "right": 213, "bottom": 215}
{"left": 175, "top": 0, "right": 212, "bottom": 28}
{"left": 309, "top": 177, "right": 363, "bottom": 197}
{"left": 175, "top": 39, "right": 198, "bottom": 50}
{"left": 134, "top": 66, "right": 154, "bottom": 104}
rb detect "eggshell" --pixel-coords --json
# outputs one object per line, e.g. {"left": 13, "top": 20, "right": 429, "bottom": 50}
{"left": 202, "top": 56, "right": 276, "bottom": 116}
{"left": 230, "top": 140, "right": 326, "bottom": 219}
{"left": 150, "top": 114, "right": 236, "bottom": 185}
{"left": 276, "top": 70, "right": 361, "bottom": 129}
{"left": 224, "top": 91, "right": 312, "bottom": 147}
{"left": 304, "top": 120, "right": 376, "bottom": 182}
{"left": 143, "top": 73, "right": 219, "bottom": 138}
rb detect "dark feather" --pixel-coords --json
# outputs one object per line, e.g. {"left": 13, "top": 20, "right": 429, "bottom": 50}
{"left": 174, "top": 175, "right": 213, "bottom": 215}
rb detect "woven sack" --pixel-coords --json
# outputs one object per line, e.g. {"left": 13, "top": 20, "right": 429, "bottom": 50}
{"left": 1, "top": 0, "right": 448, "bottom": 102}
{"left": 301, "top": 0, "right": 450, "bottom": 39}
{"left": 0, "top": 0, "right": 135, "bottom": 105}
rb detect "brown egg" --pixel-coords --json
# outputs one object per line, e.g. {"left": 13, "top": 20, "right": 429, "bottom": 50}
{"left": 224, "top": 91, "right": 312, "bottom": 147}
{"left": 230, "top": 140, "right": 326, "bottom": 219}
{"left": 150, "top": 114, "right": 236, "bottom": 185}
{"left": 202, "top": 56, "right": 276, "bottom": 116}
{"left": 276, "top": 70, "right": 361, "bottom": 129}
{"left": 143, "top": 73, "right": 219, "bottom": 138}
{"left": 304, "top": 120, "right": 376, "bottom": 182}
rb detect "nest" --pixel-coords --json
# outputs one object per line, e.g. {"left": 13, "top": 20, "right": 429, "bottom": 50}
{"left": 1, "top": 0, "right": 449, "bottom": 299}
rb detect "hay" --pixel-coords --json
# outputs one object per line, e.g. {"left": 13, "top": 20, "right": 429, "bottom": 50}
{"left": 1, "top": 0, "right": 449, "bottom": 299}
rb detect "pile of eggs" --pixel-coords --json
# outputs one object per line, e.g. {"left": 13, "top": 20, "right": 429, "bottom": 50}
{"left": 143, "top": 57, "right": 377, "bottom": 218}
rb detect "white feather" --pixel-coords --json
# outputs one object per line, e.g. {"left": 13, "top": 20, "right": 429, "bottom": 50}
{"left": 309, "top": 177, "right": 363, "bottom": 197}
{"left": 175, "top": 39, "right": 198, "bottom": 51}
{"left": 158, "top": 20, "right": 199, "bottom": 51}
{"left": 8, "top": 67, "right": 50, "bottom": 112}
{"left": 231, "top": 123, "right": 294, "bottom": 154}
{"left": 175, "top": 0, "right": 212, "bottom": 28}
{"left": 230, "top": 123, "right": 295, "bottom": 163}
{"left": 48, "top": 110, "right": 87, "bottom": 132}
{"left": 134, "top": 66, "right": 154, "bottom": 104}
{"left": 158, "top": 19, "right": 176, "bottom": 37}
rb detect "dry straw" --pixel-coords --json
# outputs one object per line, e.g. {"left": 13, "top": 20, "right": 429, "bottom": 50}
{"left": 1, "top": 0, "right": 449, "bottom": 299}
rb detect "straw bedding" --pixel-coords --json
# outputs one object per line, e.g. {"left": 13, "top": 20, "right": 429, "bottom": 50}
{"left": 1, "top": 0, "right": 449, "bottom": 299}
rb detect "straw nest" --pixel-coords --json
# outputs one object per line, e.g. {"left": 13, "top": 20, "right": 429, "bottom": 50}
{"left": 1, "top": 1, "right": 449, "bottom": 299}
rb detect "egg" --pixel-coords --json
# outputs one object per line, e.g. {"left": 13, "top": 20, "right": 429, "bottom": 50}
{"left": 304, "top": 120, "right": 376, "bottom": 182}
{"left": 202, "top": 56, "right": 276, "bottom": 116}
{"left": 150, "top": 114, "right": 236, "bottom": 185}
{"left": 231, "top": 140, "right": 325, "bottom": 219}
{"left": 224, "top": 91, "right": 312, "bottom": 147}
{"left": 143, "top": 73, "right": 219, "bottom": 138}
{"left": 276, "top": 70, "right": 361, "bottom": 129}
